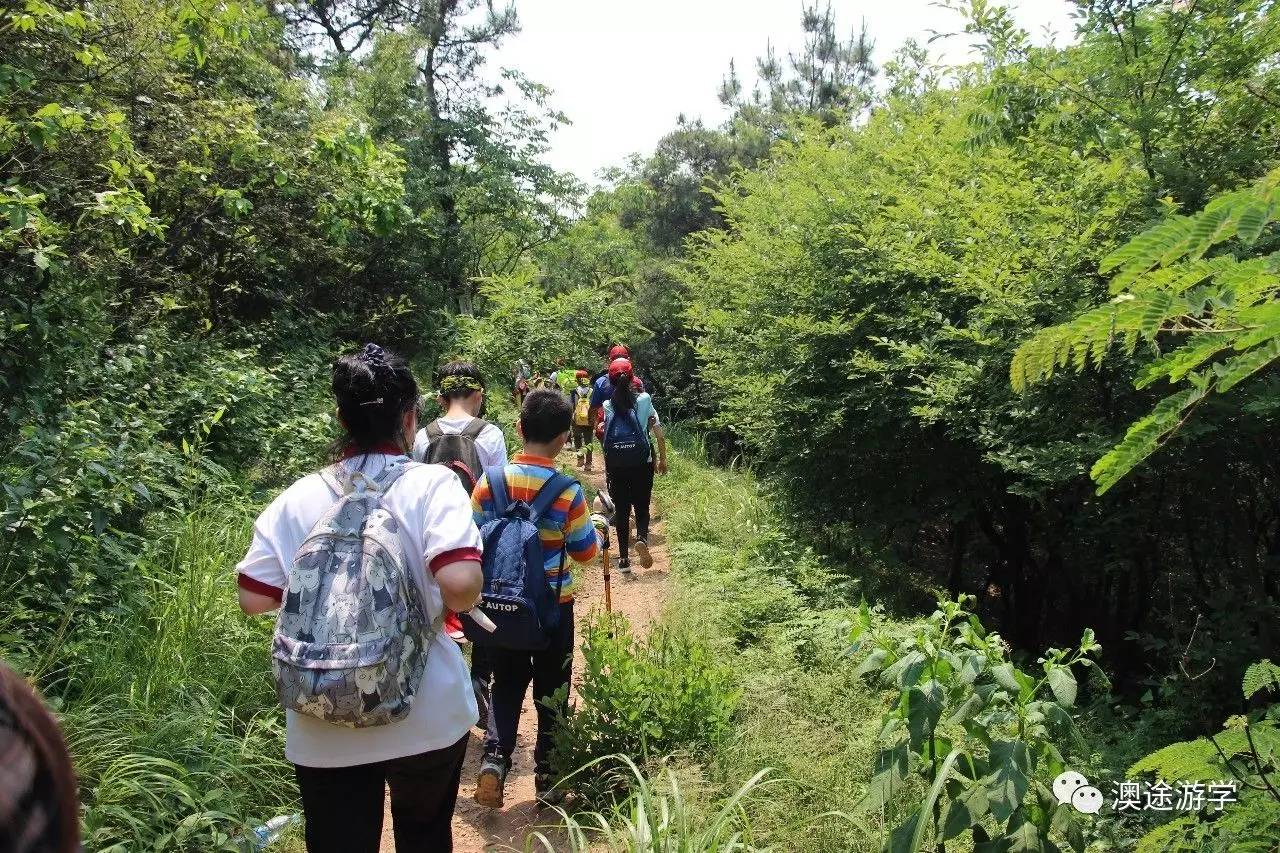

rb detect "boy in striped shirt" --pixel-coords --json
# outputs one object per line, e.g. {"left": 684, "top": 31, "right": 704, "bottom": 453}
{"left": 471, "top": 388, "right": 600, "bottom": 809}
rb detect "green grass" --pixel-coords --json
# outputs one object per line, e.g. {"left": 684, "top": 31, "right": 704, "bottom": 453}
{"left": 549, "top": 429, "right": 915, "bottom": 852}
{"left": 50, "top": 489, "right": 297, "bottom": 851}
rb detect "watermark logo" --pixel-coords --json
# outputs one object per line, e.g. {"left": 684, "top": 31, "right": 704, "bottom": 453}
{"left": 1053, "top": 770, "right": 1239, "bottom": 814}
{"left": 1053, "top": 771, "right": 1104, "bottom": 814}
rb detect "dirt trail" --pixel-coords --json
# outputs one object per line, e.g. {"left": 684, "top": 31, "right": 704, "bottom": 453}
{"left": 380, "top": 450, "right": 670, "bottom": 852}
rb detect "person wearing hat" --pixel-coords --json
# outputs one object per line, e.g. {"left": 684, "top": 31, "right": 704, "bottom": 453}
{"left": 598, "top": 357, "right": 666, "bottom": 574}
{"left": 569, "top": 369, "right": 595, "bottom": 470}
{"left": 588, "top": 344, "right": 645, "bottom": 432}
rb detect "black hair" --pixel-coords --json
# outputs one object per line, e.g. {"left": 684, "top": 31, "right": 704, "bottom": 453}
{"left": 330, "top": 343, "right": 419, "bottom": 459}
{"left": 435, "top": 360, "right": 486, "bottom": 402}
{"left": 610, "top": 369, "right": 637, "bottom": 413}
{"left": 520, "top": 387, "right": 572, "bottom": 443}
{"left": 0, "top": 661, "right": 81, "bottom": 853}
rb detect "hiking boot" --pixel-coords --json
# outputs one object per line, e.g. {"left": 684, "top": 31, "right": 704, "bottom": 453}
{"left": 535, "top": 773, "right": 566, "bottom": 808}
{"left": 618, "top": 557, "right": 634, "bottom": 578}
{"left": 635, "top": 538, "right": 653, "bottom": 569}
{"left": 474, "top": 753, "right": 509, "bottom": 808}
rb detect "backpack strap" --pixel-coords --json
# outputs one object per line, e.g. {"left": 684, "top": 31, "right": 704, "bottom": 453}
{"left": 461, "top": 418, "right": 488, "bottom": 439}
{"left": 318, "top": 464, "right": 346, "bottom": 497}
{"left": 484, "top": 465, "right": 511, "bottom": 515}
{"left": 528, "top": 472, "right": 574, "bottom": 524}
{"left": 424, "top": 420, "right": 444, "bottom": 442}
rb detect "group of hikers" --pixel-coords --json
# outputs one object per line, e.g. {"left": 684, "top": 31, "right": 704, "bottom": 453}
{"left": 234, "top": 342, "right": 668, "bottom": 851}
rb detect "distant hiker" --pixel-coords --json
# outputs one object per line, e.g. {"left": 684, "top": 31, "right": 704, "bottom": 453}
{"left": 570, "top": 369, "right": 594, "bottom": 471}
{"left": 600, "top": 357, "right": 667, "bottom": 576}
{"left": 549, "top": 357, "right": 576, "bottom": 396}
{"left": 512, "top": 359, "right": 531, "bottom": 406}
{"left": 236, "top": 343, "right": 484, "bottom": 853}
{"left": 588, "top": 343, "right": 645, "bottom": 430}
{"left": 411, "top": 360, "right": 507, "bottom": 728}
{"left": 468, "top": 388, "right": 600, "bottom": 810}
{"left": 0, "top": 660, "right": 81, "bottom": 853}
{"left": 412, "top": 361, "right": 507, "bottom": 493}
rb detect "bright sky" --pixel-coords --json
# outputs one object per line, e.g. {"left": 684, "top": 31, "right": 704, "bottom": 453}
{"left": 490, "top": 0, "right": 1077, "bottom": 186}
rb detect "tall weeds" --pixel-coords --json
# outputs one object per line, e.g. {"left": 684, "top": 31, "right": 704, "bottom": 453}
{"left": 54, "top": 493, "right": 294, "bottom": 851}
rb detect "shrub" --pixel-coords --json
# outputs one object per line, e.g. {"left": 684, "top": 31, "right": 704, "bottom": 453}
{"left": 549, "top": 614, "right": 738, "bottom": 802}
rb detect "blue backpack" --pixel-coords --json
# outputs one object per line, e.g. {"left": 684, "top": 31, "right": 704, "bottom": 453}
{"left": 603, "top": 406, "right": 650, "bottom": 466}
{"left": 463, "top": 467, "right": 574, "bottom": 650}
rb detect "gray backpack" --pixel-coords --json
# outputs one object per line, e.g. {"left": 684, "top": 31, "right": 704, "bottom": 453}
{"left": 272, "top": 460, "right": 437, "bottom": 728}
{"left": 424, "top": 417, "right": 488, "bottom": 494}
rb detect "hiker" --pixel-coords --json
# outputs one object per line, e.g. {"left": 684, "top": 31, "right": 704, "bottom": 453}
{"left": 412, "top": 361, "right": 507, "bottom": 489}
{"left": 236, "top": 343, "right": 483, "bottom": 853}
{"left": 512, "top": 359, "right": 531, "bottom": 406}
{"left": 468, "top": 388, "right": 600, "bottom": 809}
{"left": 411, "top": 360, "right": 507, "bottom": 728}
{"left": 588, "top": 344, "right": 645, "bottom": 430}
{"left": 600, "top": 358, "right": 667, "bottom": 576}
{"left": 569, "top": 369, "right": 594, "bottom": 471}
{"left": 0, "top": 660, "right": 81, "bottom": 853}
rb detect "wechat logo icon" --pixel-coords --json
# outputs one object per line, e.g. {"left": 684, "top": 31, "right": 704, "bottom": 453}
{"left": 1054, "top": 771, "right": 1104, "bottom": 815}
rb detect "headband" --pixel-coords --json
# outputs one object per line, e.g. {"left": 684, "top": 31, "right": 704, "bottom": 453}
{"left": 439, "top": 374, "right": 484, "bottom": 395}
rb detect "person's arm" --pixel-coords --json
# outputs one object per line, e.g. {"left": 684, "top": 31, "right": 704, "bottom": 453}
{"left": 435, "top": 559, "right": 483, "bottom": 613}
{"left": 239, "top": 587, "right": 280, "bottom": 616}
{"left": 422, "top": 472, "right": 485, "bottom": 613}
{"left": 236, "top": 505, "right": 287, "bottom": 615}
{"left": 650, "top": 418, "right": 668, "bottom": 475}
{"left": 562, "top": 485, "right": 601, "bottom": 563}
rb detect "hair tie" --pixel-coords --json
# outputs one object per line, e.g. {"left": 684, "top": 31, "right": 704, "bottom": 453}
{"left": 361, "top": 343, "right": 391, "bottom": 378}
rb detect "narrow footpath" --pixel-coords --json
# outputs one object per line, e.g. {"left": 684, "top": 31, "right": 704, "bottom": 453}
{"left": 380, "top": 449, "right": 671, "bottom": 852}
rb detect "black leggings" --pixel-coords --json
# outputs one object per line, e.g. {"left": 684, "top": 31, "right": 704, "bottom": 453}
{"left": 606, "top": 460, "right": 654, "bottom": 558}
{"left": 294, "top": 734, "right": 467, "bottom": 852}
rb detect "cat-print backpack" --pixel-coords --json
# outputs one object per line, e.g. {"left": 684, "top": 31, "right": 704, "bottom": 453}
{"left": 272, "top": 459, "right": 438, "bottom": 727}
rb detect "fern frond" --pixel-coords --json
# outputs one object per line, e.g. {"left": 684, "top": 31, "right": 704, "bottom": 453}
{"left": 1243, "top": 659, "right": 1280, "bottom": 700}
{"left": 1090, "top": 383, "right": 1208, "bottom": 494}
{"left": 1136, "top": 336, "right": 1230, "bottom": 389}
{"left": 1214, "top": 338, "right": 1280, "bottom": 392}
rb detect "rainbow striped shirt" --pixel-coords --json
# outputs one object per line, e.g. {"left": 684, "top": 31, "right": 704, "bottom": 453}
{"left": 471, "top": 454, "right": 599, "bottom": 603}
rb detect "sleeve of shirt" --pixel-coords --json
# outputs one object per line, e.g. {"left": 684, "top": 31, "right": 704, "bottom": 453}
{"left": 411, "top": 427, "right": 429, "bottom": 463}
{"left": 471, "top": 473, "right": 494, "bottom": 528}
{"left": 235, "top": 502, "right": 287, "bottom": 601}
{"left": 478, "top": 425, "right": 508, "bottom": 471}
{"left": 589, "top": 379, "right": 607, "bottom": 409}
{"left": 421, "top": 471, "right": 482, "bottom": 574}
{"left": 561, "top": 483, "right": 599, "bottom": 563}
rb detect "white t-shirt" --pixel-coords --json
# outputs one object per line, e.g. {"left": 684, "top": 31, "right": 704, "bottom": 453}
{"left": 411, "top": 417, "right": 507, "bottom": 471}
{"left": 235, "top": 455, "right": 482, "bottom": 768}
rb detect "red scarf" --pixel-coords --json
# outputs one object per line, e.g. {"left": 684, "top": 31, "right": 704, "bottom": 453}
{"left": 340, "top": 441, "right": 405, "bottom": 459}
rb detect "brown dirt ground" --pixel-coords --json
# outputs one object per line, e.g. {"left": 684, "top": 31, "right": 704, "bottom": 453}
{"left": 379, "top": 449, "right": 670, "bottom": 852}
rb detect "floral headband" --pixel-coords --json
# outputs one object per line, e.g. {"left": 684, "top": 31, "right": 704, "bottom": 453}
{"left": 439, "top": 374, "right": 484, "bottom": 395}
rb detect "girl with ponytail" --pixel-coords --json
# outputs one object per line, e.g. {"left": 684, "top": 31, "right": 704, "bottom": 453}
{"left": 236, "top": 343, "right": 484, "bottom": 852}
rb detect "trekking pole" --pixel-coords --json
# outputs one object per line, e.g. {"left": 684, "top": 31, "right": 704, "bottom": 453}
{"left": 590, "top": 512, "right": 612, "bottom": 615}
{"left": 463, "top": 606, "right": 497, "bottom": 633}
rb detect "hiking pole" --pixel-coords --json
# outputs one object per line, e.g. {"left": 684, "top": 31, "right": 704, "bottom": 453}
{"left": 590, "top": 512, "right": 612, "bottom": 615}
{"left": 462, "top": 606, "right": 497, "bottom": 633}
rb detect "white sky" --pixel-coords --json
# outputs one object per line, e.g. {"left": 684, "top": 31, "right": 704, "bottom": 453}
{"left": 489, "top": 0, "right": 1077, "bottom": 186}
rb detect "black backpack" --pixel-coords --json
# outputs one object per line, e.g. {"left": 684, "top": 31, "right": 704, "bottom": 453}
{"left": 424, "top": 418, "right": 488, "bottom": 494}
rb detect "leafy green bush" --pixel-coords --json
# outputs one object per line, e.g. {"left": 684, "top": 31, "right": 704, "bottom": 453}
{"left": 549, "top": 614, "right": 738, "bottom": 802}
{"left": 851, "top": 596, "right": 1101, "bottom": 852}
{"left": 1124, "top": 661, "right": 1280, "bottom": 853}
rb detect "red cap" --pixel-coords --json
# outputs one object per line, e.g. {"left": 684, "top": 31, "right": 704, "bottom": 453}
{"left": 608, "top": 344, "right": 630, "bottom": 360}
{"left": 608, "top": 357, "right": 633, "bottom": 380}
{"left": 631, "top": 376, "right": 643, "bottom": 391}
